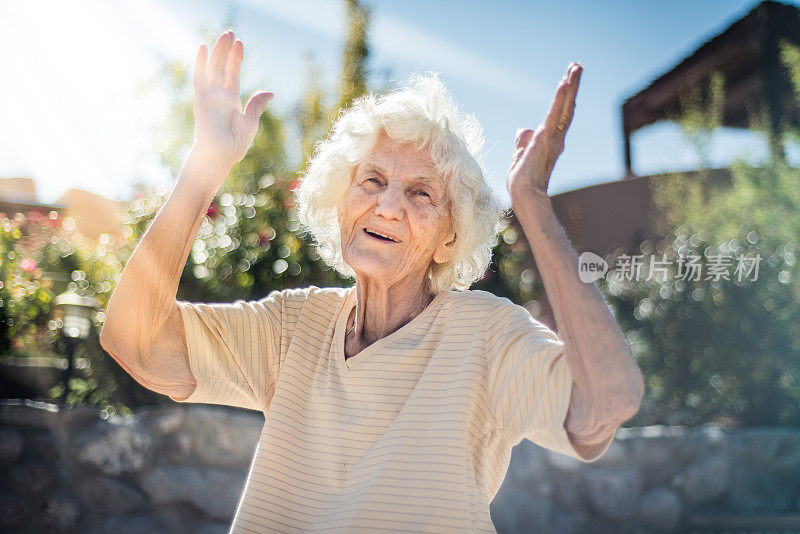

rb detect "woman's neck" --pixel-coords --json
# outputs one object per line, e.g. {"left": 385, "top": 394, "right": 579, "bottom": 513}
{"left": 345, "top": 275, "right": 435, "bottom": 358}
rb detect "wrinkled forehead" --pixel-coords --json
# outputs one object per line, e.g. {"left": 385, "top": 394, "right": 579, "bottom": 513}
{"left": 357, "top": 133, "right": 445, "bottom": 186}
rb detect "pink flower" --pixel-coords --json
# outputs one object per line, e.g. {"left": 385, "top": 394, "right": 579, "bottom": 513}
{"left": 26, "top": 210, "right": 44, "bottom": 224}
{"left": 19, "top": 258, "right": 37, "bottom": 272}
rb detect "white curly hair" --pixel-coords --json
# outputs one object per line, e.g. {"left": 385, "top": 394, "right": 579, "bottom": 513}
{"left": 295, "top": 72, "right": 505, "bottom": 293}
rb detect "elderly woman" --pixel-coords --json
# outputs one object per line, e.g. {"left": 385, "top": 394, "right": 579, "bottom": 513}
{"left": 101, "top": 30, "right": 644, "bottom": 533}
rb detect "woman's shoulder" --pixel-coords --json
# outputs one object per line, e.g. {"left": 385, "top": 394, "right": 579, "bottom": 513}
{"left": 446, "top": 290, "right": 560, "bottom": 343}
{"left": 445, "top": 288, "right": 519, "bottom": 311}
{"left": 439, "top": 289, "right": 530, "bottom": 326}
{"left": 263, "top": 285, "right": 351, "bottom": 310}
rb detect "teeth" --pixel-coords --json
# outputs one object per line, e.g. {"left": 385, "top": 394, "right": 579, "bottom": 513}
{"left": 367, "top": 229, "right": 398, "bottom": 242}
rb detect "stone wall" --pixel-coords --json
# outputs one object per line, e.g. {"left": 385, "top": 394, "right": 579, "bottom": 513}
{"left": 1, "top": 400, "right": 799, "bottom": 533}
{"left": 491, "top": 425, "right": 800, "bottom": 533}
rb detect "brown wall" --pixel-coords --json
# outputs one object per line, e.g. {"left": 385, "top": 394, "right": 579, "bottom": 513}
{"left": 548, "top": 168, "right": 733, "bottom": 257}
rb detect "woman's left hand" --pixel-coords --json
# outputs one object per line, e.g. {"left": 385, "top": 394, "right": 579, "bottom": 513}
{"left": 507, "top": 63, "right": 582, "bottom": 201}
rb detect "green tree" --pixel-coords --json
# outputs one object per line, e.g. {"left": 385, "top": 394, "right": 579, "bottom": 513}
{"left": 294, "top": 0, "right": 372, "bottom": 168}
{"left": 669, "top": 70, "right": 726, "bottom": 171}
{"left": 21, "top": 0, "right": 376, "bottom": 411}
{"left": 294, "top": 55, "right": 331, "bottom": 169}
{"left": 130, "top": 1, "right": 377, "bottom": 306}
{"left": 337, "top": 0, "right": 371, "bottom": 112}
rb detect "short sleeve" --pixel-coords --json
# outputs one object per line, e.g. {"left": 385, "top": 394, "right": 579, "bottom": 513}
{"left": 485, "top": 300, "right": 612, "bottom": 462}
{"left": 169, "top": 290, "right": 284, "bottom": 412}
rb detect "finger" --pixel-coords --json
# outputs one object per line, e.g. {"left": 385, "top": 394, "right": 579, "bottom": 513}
{"left": 225, "top": 39, "right": 243, "bottom": 94}
{"left": 209, "top": 30, "right": 234, "bottom": 84}
{"left": 193, "top": 44, "right": 208, "bottom": 89}
{"left": 515, "top": 128, "right": 534, "bottom": 149}
{"left": 558, "top": 64, "right": 582, "bottom": 129}
{"left": 543, "top": 75, "right": 570, "bottom": 134}
{"left": 510, "top": 128, "right": 536, "bottom": 170}
{"left": 244, "top": 91, "right": 275, "bottom": 126}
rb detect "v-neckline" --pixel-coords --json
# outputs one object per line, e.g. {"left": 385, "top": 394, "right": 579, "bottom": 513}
{"left": 334, "top": 286, "right": 449, "bottom": 372}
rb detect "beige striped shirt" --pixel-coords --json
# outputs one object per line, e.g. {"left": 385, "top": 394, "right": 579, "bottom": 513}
{"left": 171, "top": 285, "right": 609, "bottom": 533}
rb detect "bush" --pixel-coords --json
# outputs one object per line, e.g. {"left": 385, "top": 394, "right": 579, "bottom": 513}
{"left": 602, "top": 36, "right": 800, "bottom": 426}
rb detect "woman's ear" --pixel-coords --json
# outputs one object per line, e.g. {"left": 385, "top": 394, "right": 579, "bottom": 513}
{"left": 433, "top": 230, "right": 457, "bottom": 264}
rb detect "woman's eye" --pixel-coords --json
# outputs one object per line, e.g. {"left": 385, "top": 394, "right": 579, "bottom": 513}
{"left": 416, "top": 190, "right": 431, "bottom": 198}
{"left": 366, "top": 177, "right": 381, "bottom": 185}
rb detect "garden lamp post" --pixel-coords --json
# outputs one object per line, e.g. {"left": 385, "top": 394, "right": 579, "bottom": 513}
{"left": 54, "top": 289, "right": 99, "bottom": 407}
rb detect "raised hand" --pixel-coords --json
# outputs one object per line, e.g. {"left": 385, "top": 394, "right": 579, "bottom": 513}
{"left": 507, "top": 62, "right": 582, "bottom": 200}
{"left": 192, "top": 30, "right": 274, "bottom": 170}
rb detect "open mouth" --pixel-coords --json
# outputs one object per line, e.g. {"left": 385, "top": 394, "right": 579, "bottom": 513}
{"left": 363, "top": 228, "right": 400, "bottom": 243}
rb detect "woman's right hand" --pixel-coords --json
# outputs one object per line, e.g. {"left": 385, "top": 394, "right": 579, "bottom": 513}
{"left": 192, "top": 30, "right": 274, "bottom": 170}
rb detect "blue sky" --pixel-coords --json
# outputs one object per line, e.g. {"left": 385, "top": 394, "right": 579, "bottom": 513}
{"left": 1, "top": 0, "right": 798, "bottom": 206}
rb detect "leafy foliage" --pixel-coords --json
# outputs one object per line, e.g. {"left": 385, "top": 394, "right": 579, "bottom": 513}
{"left": 11, "top": 5, "right": 797, "bottom": 427}
{"left": 0, "top": 211, "right": 59, "bottom": 355}
{"left": 0, "top": 210, "right": 124, "bottom": 355}
{"left": 127, "top": 1, "right": 379, "bottom": 305}
{"left": 3, "top": 1, "right": 375, "bottom": 411}
{"left": 0, "top": 209, "right": 160, "bottom": 414}
{"left": 668, "top": 70, "right": 726, "bottom": 170}
{"left": 602, "top": 40, "right": 800, "bottom": 426}
{"left": 337, "top": 0, "right": 371, "bottom": 111}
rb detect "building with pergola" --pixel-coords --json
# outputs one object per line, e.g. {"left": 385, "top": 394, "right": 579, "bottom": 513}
{"left": 622, "top": 0, "right": 800, "bottom": 176}
{"left": 542, "top": 0, "right": 800, "bottom": 258}
{"left": 521, "top": 0, "right": 800, "bottom": 324}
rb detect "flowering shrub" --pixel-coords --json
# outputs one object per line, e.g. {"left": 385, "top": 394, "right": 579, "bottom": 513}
{"left": 123, "top": 176, "right": 347, "bottom": 307}
{"left": 0, "top": 208, "right": 137, "bottom": 409}
{"left": 0, "top": 211, "right": 56, "bottom": 354}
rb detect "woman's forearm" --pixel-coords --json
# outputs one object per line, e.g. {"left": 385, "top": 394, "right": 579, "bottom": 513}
{"left": 512, "top": 188, "right": 645, "bottom": 447}
{"left": 100, "top": 149, "right": 230, "bottom": 366}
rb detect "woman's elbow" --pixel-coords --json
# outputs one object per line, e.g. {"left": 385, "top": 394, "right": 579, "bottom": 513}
{"left": 632, "top": 358, "right": 646, "bottom": 400}
{"left": 616, "top": 373, "right": 645, "bottom": 423}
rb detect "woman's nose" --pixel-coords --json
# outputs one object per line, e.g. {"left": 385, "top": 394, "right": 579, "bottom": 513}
{"left": 374, "top": 186, "right": 404, "bottom": 221}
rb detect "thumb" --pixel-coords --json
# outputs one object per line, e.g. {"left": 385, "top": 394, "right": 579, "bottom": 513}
{"left": 515, "top": 128, "right": 534, "bottom": 150}
{"left": 244, "top": 91, "right": 275, "bottom": 126}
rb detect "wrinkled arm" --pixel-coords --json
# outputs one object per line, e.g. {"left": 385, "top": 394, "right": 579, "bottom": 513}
{"left": 513, "top": 189, "right": 645, "bottom": 459}
{"left": 100, "top": 30, "right": 271, "bottom": 399}
{"left": 507, "top": 63, "right": 643, "bottom": 460}
{"left": 99, "top": 151, "right": 230, "bottom": 398}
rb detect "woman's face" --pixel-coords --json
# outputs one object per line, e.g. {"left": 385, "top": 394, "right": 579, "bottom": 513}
{"left": 338, "top": 132, "right": 455, "bottom": 289}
